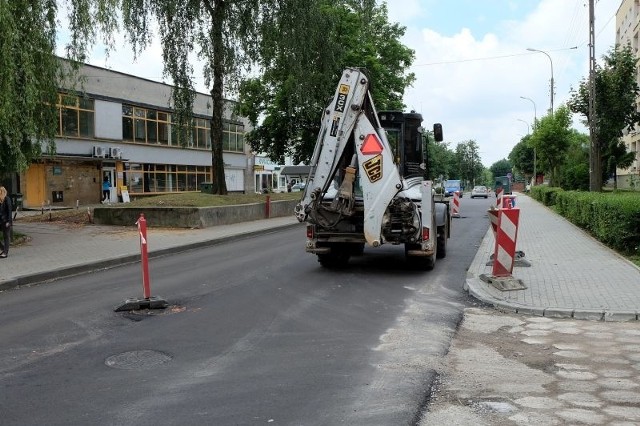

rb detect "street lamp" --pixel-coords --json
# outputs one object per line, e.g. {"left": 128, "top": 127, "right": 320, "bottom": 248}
{"left": 519, "top": 96, "right": 537, "bottom": 124}
{"left": 517, "top": 119, "right": 530, "bottom": 135}
{"left": 526, "top": 47, "right": 554, "bottom": 115}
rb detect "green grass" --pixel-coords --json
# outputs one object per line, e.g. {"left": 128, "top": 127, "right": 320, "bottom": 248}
{"left": 19, "top": 192, "right": 302, "bottom": 224}
{"left": 124, "top": 191, "right": 301, "bottom": 207}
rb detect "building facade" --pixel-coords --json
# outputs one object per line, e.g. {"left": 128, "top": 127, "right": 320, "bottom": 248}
{"left": 19, "top": 62, "right": 253, "bottom": 209}
{"left": 616, "top": 0, "right": 640, "bottom": 188}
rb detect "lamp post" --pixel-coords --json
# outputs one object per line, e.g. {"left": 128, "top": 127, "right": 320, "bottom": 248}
{"left": 519, "top": 95, "right": 537, "bottom": 185}
{"left": 526, "top": 48, "right": 554, "bottom": 115}
{"left": 519, "top": 96, "right": 537, "bottom": 124}
{"left": 516, "top": 119, "right": 530, "bottom": 135}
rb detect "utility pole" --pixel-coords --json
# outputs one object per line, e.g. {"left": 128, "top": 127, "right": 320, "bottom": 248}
{"left": 588, "top": 0, "right": 600, "bottom": 191}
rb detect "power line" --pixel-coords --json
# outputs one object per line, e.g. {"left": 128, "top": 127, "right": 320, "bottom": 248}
{"left": 410, "top": 47, "right": 579, "bottom": 67}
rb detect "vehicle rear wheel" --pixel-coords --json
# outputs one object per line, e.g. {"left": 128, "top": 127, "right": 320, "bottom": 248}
{"left": 405, "top": 243, "right": 435, "bottom": 271}
{"left": 436, "top": 224, "right": 447, "bottom": 259}
{"left": 317, "top": 244, "right": 351, "bottom": 268}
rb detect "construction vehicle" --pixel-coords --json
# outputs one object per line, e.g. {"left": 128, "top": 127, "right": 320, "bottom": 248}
{"left": 494, "top": 175, "right": 512, "bottom": 195}
{"left": 294, "top": 68, "right": 451, "bottom": 269}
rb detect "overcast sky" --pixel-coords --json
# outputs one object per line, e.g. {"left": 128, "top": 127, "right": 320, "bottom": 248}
{"left": 58, "top": 0, "right": 619, "bottom": 167}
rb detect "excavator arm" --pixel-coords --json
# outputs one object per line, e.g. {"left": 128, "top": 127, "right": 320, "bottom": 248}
{"left": 294, "top": 68, "right": 403, "bottom": 247}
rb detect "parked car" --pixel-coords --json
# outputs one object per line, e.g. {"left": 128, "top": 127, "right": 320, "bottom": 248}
{"left": 290, "top": 182, "right": 306, "bottom": 192}
{"left": 471, "top": 185, "right": 489, "bottom": 199}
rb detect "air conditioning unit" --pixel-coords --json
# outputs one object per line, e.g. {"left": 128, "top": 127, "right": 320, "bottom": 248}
{"left": 109, "top": 147, "right": 123, "bottom": 159}
{"left": 93, "top": 146, "right": 106, "bottom": 158}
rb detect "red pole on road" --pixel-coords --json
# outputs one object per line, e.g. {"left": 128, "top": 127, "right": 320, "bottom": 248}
{"left": 137, "top": 213, "right": 151, "bottom": 299}
{"left": 114, "top": 213, "right": 168, "bottom": 312}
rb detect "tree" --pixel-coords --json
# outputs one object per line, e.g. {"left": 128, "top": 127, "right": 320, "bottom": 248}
{"left": 0, "top": 1, "right": 61, "bottom": 174}
{"left": 489, "top": 159, "right": 512, "bottom": 179}
{"left": 568, "top": 44, "right": 640, "bottom": 191}
{"left": 529, "top": 106, "right": 573, "bottom": 186}
{"left": 454, "top": 140, "right": 482, "bottom": 189}
{"left": 425, "top": 136, "right": 455, "bottom": 181}
{"left": 508, "top": 136, "right": 534, "bottom": 182}
{"left": 559, "top": 130, "right": 590, "bottom": 191}
{"left": 237, "top": 1, "right": 415, "bottom": 163}
{"left": 72, "top": 0, "right": 319, "bottom": 195}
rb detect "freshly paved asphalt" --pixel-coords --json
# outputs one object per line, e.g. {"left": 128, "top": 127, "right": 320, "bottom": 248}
{"left": 5, "top": 194, "right": 640, "bottom": 321}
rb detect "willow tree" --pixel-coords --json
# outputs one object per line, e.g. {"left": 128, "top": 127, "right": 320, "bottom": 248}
{"left": 64, "top": 0, "right": 289, "bottom": 194}
{"left": 0, "top": 1, "right": 60, "bottom": 173}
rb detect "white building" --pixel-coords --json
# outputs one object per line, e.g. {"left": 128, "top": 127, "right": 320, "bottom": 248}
{"left": 18, "top": 60, "right": 254, "bottom": 208}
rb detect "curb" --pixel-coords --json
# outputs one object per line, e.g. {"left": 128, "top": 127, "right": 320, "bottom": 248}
{"left": 465, "top": 276, "right": 639, "bottom": 322}
{"left": 1, "top": 222, "right": 302, "bottom": 291}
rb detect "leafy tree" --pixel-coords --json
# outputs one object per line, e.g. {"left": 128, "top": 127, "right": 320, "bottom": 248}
{"left": 425, "top": 136, "right": 455, "bottom": 181}
{"left": 0, "top": 0, "right": 62, "bottom": 174}
{"left": 489, "top": 159, "right": 512, "bottom": 179}
{"left": 559, "top": 130, "right": 590, "bottom": 191}
{"left": 237, "top": 1, "right": 415, "bottom": 163}
{"left": 568, "top": 44, "right": 640, "bottom": 191}
{"left": 508, "top": 135, "right": 534, "bottom": 181}
{"left": 64, "top": 0, "right": 319, "bottom": 194}
{"left": 454, "top": 140, "right": 482, "bottom": 188}
{"left": 529, "top": 106, "right": 573, "bottom": 186}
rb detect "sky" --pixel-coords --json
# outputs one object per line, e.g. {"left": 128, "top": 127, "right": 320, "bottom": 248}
{"left": 56, "top": 0, "right": 620, "bottom": 167}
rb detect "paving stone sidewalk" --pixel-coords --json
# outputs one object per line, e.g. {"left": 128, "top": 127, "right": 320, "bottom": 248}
{"left": 465, "top": 193, "right": 640, "bottom": 321}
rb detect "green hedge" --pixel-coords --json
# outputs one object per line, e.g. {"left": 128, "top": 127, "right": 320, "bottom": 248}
{"left": 530, "top": 186, "right": 563, "bottom": 206}
{"left": 532, "top": 187, "right": 640, "bottom": 254}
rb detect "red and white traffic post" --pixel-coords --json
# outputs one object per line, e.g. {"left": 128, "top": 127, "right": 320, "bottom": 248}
{"left": 451, "top": 191, "right": 461, "bottom": 218}
{"left": 114, "top": 213, "right": 168, "bottom": 312}
{"left": 137, "top": 214, "right": 151, "bottom": 299}
{"left": 491, "top": 207, "right": 520, "bottom": 277}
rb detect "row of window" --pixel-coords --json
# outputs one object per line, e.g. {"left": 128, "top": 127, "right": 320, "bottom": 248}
{"left": 124, "top": 163, "right": 212, "bottom": 193}
{"left": 57, "top": 94, "right": 245, "bottom": 153}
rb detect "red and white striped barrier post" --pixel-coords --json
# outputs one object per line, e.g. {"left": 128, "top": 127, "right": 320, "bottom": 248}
{"left": 114, "top": 213, "right": 168, "bottom": 312}
{"left": 137, "top": 213, "right": 151, "bottom": 299}
{"left": 495, "top": 187, "right": 503, "bottom": 210}
{"left": 492, "top": 207, "right": 520, "bottom": 277}
{"left": 487, "top": 209, "right": 499, "bottom": 237}
{"left": 452, "top": 191, "right": 461, "bottom": 217}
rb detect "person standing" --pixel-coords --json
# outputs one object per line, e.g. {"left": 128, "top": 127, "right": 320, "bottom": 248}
{"left": 0, "top": 186, "right": 12, "bottom": 258}
{"left": 102, "top": 177, "right": 110, "bottom": 203}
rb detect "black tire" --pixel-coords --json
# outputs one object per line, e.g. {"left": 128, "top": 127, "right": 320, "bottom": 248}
{"left": 405, "top": 243, "right": 435, "bottom": 271}
{"left": 436, "top": 225, "right": 447, "bottom": 259}
{"left": 317, "top": 244, "right": 351, "bottom": 268}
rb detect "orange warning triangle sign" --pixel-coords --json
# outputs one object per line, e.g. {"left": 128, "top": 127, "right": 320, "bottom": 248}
{"left": 361, "top": 134, "right": 383, "bottom": 155}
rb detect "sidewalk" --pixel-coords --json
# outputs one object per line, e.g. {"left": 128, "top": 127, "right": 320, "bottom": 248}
{"left": 5, "top": 196, "right": 640, "bottom": 321}
{"left": 465, "top": 193, "right": 640, "bottom": 321}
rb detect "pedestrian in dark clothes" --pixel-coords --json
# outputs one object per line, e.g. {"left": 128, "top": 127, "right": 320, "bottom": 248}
{"left": 0, "top": 186, "right": 12, "bottom": 258}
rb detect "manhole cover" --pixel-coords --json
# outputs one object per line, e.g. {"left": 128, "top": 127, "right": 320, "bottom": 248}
{"left": 105, "top": 350, "right": 172, "bottom": 370}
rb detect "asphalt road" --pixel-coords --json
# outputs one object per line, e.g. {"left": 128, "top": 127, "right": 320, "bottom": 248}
{"left": 0, "top": 196, "right": 493, "bottom": 425}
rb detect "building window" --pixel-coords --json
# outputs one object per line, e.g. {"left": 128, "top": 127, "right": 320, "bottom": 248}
{"left": 223, "top": 122, "right": 245, "bottom": 153}
{"left": 57, "top": 94, "right": 94, "bottom": 138}
{"left": 122, "top": 105, "right": 171, "bottom": 145}
{"left": 125, "top": 163, "right": 211, "bottom": 194}
{"left": 194, "top": 118, "right": 211, "bottom": 149}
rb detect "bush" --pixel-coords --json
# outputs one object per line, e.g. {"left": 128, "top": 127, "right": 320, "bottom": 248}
{"left": 530, "top": 185, "right": 563, "bottom": 206}
{"left": 554, "top": 191, "right": 640, "bottom": 254}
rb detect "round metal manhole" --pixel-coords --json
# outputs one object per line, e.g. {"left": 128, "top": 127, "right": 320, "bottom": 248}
{"left": 105, "top": 350, "right": 172, "bottom": 370}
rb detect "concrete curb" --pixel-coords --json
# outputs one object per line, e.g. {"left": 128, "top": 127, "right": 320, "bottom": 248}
{"left": 465, "top": 276, "right": 639, "bottom": 322}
